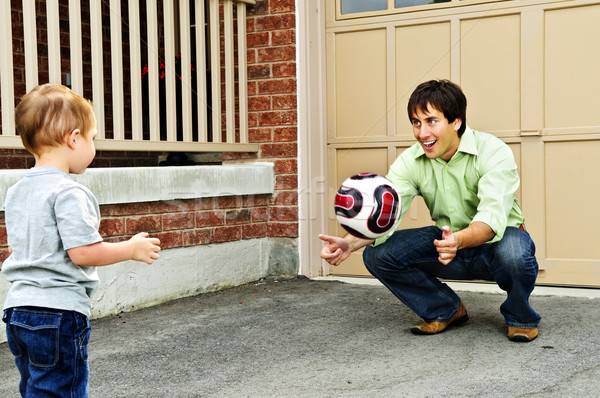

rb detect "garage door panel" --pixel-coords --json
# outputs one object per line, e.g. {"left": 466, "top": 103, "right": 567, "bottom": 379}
{"left": 545, "top": 5, "right": 600, "bottom": 129}
{"left": 335, "top": 29, "right": 388, "bottom": 139}
{"left": 461, "top": 15, "right": 521, "bottom": 134}
{"left": 395, "top": 22, "right": 451, "bottom": 138}
{"left": 545, "top": 141, "right": 600, "bottom": 260}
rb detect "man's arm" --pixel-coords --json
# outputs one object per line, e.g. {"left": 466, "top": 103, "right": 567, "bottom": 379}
{"left": 434, "top": 222, "right": 494, "bottom": 265}
{"left": 319, "top": 233, "right": 374, "bottom": 266}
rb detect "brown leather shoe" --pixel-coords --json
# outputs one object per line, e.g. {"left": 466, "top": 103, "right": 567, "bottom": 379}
{"left": 410, "top": 302, "right": 468, "bottom": 335}
{"left": 507, "top": 327, "right": 538, "bottom": 342}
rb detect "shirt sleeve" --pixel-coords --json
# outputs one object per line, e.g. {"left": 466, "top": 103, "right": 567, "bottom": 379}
{"left": 471, "top": 143, "right": 520, "bottom": 243}
{"left": 54, "top": 187, "right": 103, "bottom": 250}
{"left": 371, "top": 152, "right": 420, "bottom": 246}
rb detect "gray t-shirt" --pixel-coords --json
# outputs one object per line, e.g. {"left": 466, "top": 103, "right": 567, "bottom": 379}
{"left": 2, "top": 167, "right": 103, "bottom": 317}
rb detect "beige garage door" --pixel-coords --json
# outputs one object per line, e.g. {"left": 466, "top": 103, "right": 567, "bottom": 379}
{"left": 325, "top": 0, "right": 600, "bottom": 286}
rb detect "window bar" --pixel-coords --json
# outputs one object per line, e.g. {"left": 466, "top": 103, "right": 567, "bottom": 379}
{"left": 109, "top": 0, "right": 125, "bottom": 140}
{"left": 47, "top": 0, "right": 61, "bottom": 84}
{"left": 224, "top": 0, "right": 235, "bottom": 143}
{"left": 90, "top": 0, "right": 105, "bottom": 139}
{"left": 69, "top": 0, "right": 83, "bottom": 95}
{"left": 146, "top": 0, "right": 160, "bottom": 142}
{"left": 195, "top": 0, "right": 208, "bottom": 143}
{"left": 237, "top": 1, "right": 249, "bottom": 144}
{"left": 164, "top": 0, "right": 177, "bottom": 142}
{"left": 209, "top": 0, "right": 222, "bottom": 142}
{"left": 180, "top": 0, "right": 193, "bottom": 143}
{"left": 22, "top": 0, "right": 39, "bottom": 92}
{"left": 129, "top": 0, "right": 143, "bottom": 141}
{"left": 0, "top": 0, "right": 15, "bottom": 138}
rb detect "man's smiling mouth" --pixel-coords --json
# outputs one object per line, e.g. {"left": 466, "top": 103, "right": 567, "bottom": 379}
{"left": 423, "top": 140, "right": 437, "bottom": 149}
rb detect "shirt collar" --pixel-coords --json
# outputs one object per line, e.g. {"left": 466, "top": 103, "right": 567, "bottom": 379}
{"left": 413, "top": 126, "right": 478, "bottom": 159}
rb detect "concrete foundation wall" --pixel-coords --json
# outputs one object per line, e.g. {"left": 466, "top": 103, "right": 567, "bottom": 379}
{"left": 0, "top": 236, "right": 299, "bottom": 343}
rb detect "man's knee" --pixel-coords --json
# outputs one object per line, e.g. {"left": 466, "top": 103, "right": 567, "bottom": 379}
{"left": 493, "top": 227, "right": 538, "bottom": 277}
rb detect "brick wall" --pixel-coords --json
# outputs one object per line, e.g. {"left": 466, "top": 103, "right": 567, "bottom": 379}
{"left": 0, "top": 0, "right": 298, "bottom": 266}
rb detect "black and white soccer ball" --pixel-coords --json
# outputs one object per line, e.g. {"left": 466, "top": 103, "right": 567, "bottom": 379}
{"left": 334, "top": 173, "right": 401, "bottom": 239}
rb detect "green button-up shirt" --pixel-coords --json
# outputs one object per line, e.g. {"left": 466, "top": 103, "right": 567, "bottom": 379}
{"left": 375, "top": 126, "right": 524, "bottom": 246}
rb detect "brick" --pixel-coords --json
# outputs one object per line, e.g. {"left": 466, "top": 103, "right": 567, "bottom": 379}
{"left": 154, "top": 231, "right": 183, "bottom": 249}
{"left": 226, "top": 209, "right": 252, "bottom": 225}
{"left": 274, "top": 127, "right": 297, "bottom": 142}
{"left": 271, "top": 30, "right": 295, "bottom": 45}
{"left": 149, "top": 200, "right": 195, "bottom": 214}
{"left": 257, "top": 46, "right": 296, "bottom": 63}
{"left": 271, "top": 0, "right": 295, "bottom": 13}
{"left": 243, "top": 223, "right": 267, "bottom": 239}
{"left": 273, "top": 94, "right": 297, "bottom": 110}
{"left": 0, "top": 226, "right": 6, "bottom": 246}
{"left": 247, "top": 32, "right": 270, "bottom": 48}
{"left": 276, "top": 174, "right": 298, "bottom": 190}
{"left": 183, "top": 229, "right": 213, "bottom": 246}
{"left": 193, "top": 198, "right": 215, "bottom": 211}
{"left": 126, "top": 215, "right": 162, "bottom": 234}
{"left": 273, "top": 159, "right": 297, "bottom": 174}
{"left": 0, "top": 248, "right": 10, "bottom": 266}
{"left": 99, "top": 218, "right": 126, "bottom": 237}
{"left": 215, "top": 196, "right": 244, "bottom": 209}
{"left": 249, "top": 127, "right": 272, "bottom": 143}
{"left": 272, "top": 62, "right": 296, "bottom": 78}
{"left": 257, "top": 110, "right": 297, "bottom": 127}
{"left": 272, "top": 191, "right": 298, "bottom": 206}
{"left": 251, "top": 207, "right": 269, "bottom": 222}
{"left": 110, "top": 203, "right": 150, "bottom": 216}
{"left": 248, "top": 96, "right": 272, "bottom": 111}
{"left": 196, "top": 211, "right": 225, "bottom": 228}
{"left": 267, "top": 222, "right": 298, "bottom": 237}
{"left": 269, "top": 206, "right": 298, "bottom": 222}
{"left": 243, "top": 195, "right": 270, "bottom": 207}
{"left": 255, "top": 14, "right": 295, "bottom": 31}
{"left": 248, "top": 64, "right": 271, "bottom": 80}
{"left": 260, "top": 142, "right": 297, "bottom": 158}
{"left": 163, "top": 213, "right": 195, "bottom": 231}
{"left": 257, "top": 79, "right": 296, "bottom": 94}
{"left": 214, "top": 226, "right": 242, "bottom": 243}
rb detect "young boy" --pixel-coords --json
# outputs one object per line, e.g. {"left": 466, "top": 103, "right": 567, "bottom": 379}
{"left": 2, "top": 83, "right": 161, "bottom": 397}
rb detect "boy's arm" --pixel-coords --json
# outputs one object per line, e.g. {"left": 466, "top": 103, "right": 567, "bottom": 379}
{"left": 68, "top": 232, "right": 161, "bottom": 266}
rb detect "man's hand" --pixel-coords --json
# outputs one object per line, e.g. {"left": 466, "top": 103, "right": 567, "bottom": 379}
{"left": 433, "top": 226, "right": 458, "bottom": 265}
{"left": 433, "top": 222, "right": 495, "bottom": 265}
{"left": 318, "top": 234, "right": 374, "bottom": 266}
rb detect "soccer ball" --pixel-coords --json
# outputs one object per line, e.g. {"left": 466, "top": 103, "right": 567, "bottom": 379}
{"left": 334, "top": 173, "right": 401, "bottom": 239}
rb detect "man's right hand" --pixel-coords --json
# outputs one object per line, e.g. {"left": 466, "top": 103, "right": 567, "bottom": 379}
{"left": 318, "top": 234, "right": 373, "bottom": 266}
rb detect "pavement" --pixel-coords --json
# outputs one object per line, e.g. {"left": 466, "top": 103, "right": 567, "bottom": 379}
{"left": 0, "top": 276, "right": 599, "bottom": 397}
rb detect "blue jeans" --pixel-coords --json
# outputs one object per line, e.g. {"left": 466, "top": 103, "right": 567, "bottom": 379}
{"left": 3, "top": 307, "right": 91, "bottom": 398}
{"left": 363, "top": 226, "right": 541, "bottom": 328}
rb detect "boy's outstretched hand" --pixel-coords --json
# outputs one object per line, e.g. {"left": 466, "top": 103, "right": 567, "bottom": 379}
{"left": 129, "top": 232, "right": 161, "bottom": 264}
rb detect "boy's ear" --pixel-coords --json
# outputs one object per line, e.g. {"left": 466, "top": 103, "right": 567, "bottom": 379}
{"left": 66, "top": 129, "right": 81, "bottom": 149}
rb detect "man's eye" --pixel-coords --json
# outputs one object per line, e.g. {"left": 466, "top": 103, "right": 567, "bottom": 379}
{"left": 412, "top": 120, "right": 421, "bottom": 127}
{"left": 428, "top": 119, "right": 437, "bottom": 125}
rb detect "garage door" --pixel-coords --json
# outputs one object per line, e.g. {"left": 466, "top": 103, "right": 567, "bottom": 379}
{"left": 324, "top": 0, "right": 600, "bottom": 286}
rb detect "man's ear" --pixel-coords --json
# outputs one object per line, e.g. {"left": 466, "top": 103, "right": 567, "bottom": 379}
{"left": 66, "top": 129, "right": 81, "bottom": 149}
{"left": 453, "top": 118, "right": 462, "bottom": 131}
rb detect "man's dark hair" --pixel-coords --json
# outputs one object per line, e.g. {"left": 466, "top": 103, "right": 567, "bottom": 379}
{"left": 407, "top": 79, "right": 467, "bottom": 137}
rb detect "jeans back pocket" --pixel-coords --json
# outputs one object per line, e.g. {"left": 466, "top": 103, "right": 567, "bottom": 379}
{"left": 8, "top": 308, "right": 62, "bottom": 368}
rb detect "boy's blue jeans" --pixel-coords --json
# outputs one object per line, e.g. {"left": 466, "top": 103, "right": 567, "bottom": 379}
{"left": 3, "top": 307, "right": 91, "bottom": 398}
{"left": 363, "top": 226, "right": 541, "bottom": 328}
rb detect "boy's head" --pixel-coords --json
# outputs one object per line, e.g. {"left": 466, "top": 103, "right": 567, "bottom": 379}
{"left": 407, "top": 79, "right": 467, "bottom": 137}
{"left": 15, "top": 83, "right": 95, "bottom": 157}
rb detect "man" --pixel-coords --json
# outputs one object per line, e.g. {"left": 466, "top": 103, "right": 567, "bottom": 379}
{"left": 319, "top": 79, "right": 540, "bottom": 342}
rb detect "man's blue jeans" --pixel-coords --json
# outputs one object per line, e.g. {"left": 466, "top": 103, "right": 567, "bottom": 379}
{"left": 363, "top": 226, "right": 541, "bottom": 328}
{"left": 3, "top": 307, "right": 91, "bottom": 397}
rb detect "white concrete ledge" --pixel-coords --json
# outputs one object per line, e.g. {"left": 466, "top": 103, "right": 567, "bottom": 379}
{"left": 313, "top": 276, "right": 600, "bottom": 299}
{"left": 0, "top": 162, "right": 275, "bottom": 206}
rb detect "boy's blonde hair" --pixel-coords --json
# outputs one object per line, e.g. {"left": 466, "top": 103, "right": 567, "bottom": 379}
{"left": 15, "top": 83, "right": 95, "bottom": 156}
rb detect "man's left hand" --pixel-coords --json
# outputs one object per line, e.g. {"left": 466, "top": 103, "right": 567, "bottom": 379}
{"left": 433, "top": 226, "right": 458, "bottom": 265}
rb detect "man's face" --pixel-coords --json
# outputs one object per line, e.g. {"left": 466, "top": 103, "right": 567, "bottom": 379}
{"left": 411, "top": 104, "right": 461, "bottom": 162}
